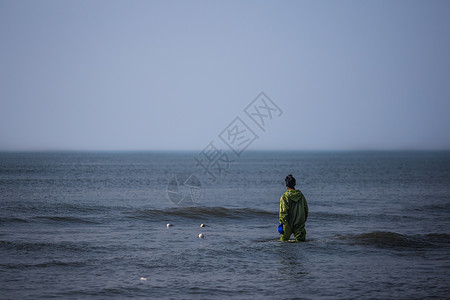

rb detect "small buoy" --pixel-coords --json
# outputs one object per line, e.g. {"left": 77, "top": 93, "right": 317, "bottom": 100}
{"left": 200, "top": 224, "right": 206, "bottom": 227}
{"left": 140, "top": 277, "right": 147, "bottom": 281}
{"left": 198, "top": 233, "right": 204, "bottom": 239}
{"left": 166, "top": 223, "right": 172, "bottom": 228}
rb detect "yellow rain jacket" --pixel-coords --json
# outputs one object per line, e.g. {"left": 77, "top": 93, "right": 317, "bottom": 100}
{"left": 279, "top": 189, "right": 308, "bottom": 241}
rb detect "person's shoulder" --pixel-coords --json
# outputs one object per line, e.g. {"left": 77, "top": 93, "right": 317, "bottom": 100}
{"left": 294, "top": 189, "right": 306, "bottom": 198}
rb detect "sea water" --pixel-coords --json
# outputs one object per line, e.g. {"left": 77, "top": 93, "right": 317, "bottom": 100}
{"left": 0, "top": 151, "right": 449, "bottom": 299}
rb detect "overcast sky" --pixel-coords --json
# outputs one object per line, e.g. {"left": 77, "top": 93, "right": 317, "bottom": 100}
{"left": 1, "top": 0, "right": 449, "bottom": 151}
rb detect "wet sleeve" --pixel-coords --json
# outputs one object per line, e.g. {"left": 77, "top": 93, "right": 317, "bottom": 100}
{"left": 304, "top": 196, "right": 309, "bottom": 221}
{"left": 279, "top": 195, "right": 289, "bottom": 224}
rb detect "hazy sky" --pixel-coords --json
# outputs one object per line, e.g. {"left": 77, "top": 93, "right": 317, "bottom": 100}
{"left": 1, "top": 0, "right": 449, "bottom": 151}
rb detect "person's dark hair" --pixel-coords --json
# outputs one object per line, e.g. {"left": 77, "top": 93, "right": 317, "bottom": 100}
{"left": 285, "top": 174, "right": 296, "bottom": 189}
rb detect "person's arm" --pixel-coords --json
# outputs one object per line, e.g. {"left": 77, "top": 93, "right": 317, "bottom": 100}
{"left": 304, "top": 196, "right": 309, "bottom": 221}
{"left": 279, "top": 195, "right": 289, "bottom": 224}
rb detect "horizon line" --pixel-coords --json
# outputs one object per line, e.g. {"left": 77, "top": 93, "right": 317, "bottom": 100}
{"left": 1, "top": 148, "right": 449, "bottom": 153}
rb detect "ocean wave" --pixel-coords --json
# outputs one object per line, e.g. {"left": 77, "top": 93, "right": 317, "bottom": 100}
{"left": 127, "top": 206, "right": 276, "bottom": 221}
{"left": 338, "top": 231, "right": 450, "bottom": 250}
{"left": 311, "top": 211, "right": 428, "bottom": 223}
{"left": 4, "top": 201, "right": 114, "bottom": 215}
{"left": 406, "top": 200, "right": 450, "bottom": 214}
{"left": 33, "top": 216, "right": 100, "bottom": 224}
{"left": 0, "top": 217, "right": 28, "bottom": 224}
{"left": 0, "top": 240, "right": 90, "bottom": 252}
{"left": 1, "top": 260, "right": 87, "bottom": 269}
{"left": 0, "top": 214, "right": 101, "bottom": 225}
{"left": 312, "top": 211, "right": 353, "bottom": 220}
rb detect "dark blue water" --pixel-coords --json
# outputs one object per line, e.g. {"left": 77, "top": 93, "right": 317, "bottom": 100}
{"left": 1, "top": 151, "right": 449, "bottom": 299}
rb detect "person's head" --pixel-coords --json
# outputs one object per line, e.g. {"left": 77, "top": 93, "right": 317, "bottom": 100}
{"left": 285, "top": 174, "right": 296, "bottom": 189}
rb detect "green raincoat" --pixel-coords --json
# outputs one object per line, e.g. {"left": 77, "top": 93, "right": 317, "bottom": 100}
{"left": 279, "top": 189, "right": 308, "bottom": 241}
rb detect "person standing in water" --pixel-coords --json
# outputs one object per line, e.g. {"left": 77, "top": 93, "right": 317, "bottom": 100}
{"left": 278, "top": 174, "right": 309, "bottom": 242}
